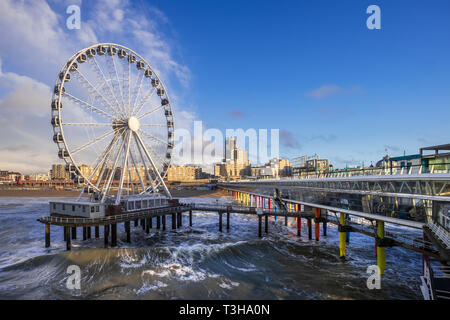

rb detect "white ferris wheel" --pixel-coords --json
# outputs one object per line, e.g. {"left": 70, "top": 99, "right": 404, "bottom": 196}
{"left": 51, "top": 43, "right": 173, "bottom": 204}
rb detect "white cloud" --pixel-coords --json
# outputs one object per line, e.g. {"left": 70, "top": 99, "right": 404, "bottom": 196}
{"left": 0, "top": 0, "right": 197, "bottom": 174}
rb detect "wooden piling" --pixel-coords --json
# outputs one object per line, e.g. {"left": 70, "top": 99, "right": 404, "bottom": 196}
{"left": 162, "top": 215, "right": 166, "bottom": 231}
{"left": 45, "top": 224, "right": 50, "bottom": 248}
{"left": 226, "top": 211, "right": 230, "bottom": 230}
{"left": 87, "top": 226, "right": 91, "bottom": 239}
{"left": 134, "top": 219, "right": 138, "bottom": 227}
{"left": 157, "top": 216, "right": 161, "bottom": 229}
{"left": 65, "top": 227, "right": 71, "bottom": 251}
{"left": 172, "top": 213, "right": 176, "bottom": 229}
{"left": 95, "top": 226, "right": 99, "bottom": 238}
{"left": 315, "top": 208, "right": 320, "bottom": 241}
{"left": 258, "top": 215, "right": 262, "bottom": 238}
{"left": 145, "top": 218, "right": 150, "bottom": 234}
{"left": 178, "top": 212, "right": 182, "bottom": 227}
{"left": 83, "top": 227, "right": 87, "bottom": 240}
{"left": 111, "top": 223, "right": 117, "bottom": 247}
{"left": 265, "top": 214, "right": 268, "bottom": 233}
{"left": 125, "top": 221, "right": 130, "bottom": 243}
{"left": 307, "top": 218, "right": 312, "bottom": 240}
{"left": 104, "top": 225, "right": 109, "bottom": 248}
{"left": 285, "top": 215, "right": 288, "bottom": 226}
{"left": 149, "top": 217, "right": 153, "bottom": 228}
{"left": 64, "top": 226, "right": 67, "bottom": 241}
{"left": 189, "top": 210, "right": 192, "bottom": 227}
{"left": 219, "top": 212, "right": 223, "bottom": 232}
{"left": 71, "top": 227, "right": 77, "bottom": 240}
{"left": 141, "top": 219, "right": 145, "bottom": 230}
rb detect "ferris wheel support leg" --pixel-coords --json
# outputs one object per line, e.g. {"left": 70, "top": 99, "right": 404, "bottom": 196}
{"left": 115, "top": 131, "right": 132, "bottom": 205}
{"left": 134, "top": 132, "right": 172, "bottom": 199}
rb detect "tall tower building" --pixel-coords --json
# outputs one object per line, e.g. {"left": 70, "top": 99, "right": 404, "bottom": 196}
{"left": 225, "top": 137, "right": 236, "bottom": 162}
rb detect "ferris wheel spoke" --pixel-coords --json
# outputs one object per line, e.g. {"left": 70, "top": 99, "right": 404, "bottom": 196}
{"left": 129, "top": 142, "right": 147, "bottom": 193}
{"left": 140, "top": 123, "right": 168, "bottom": 127}
{"left": 139, "top": 129, "right": 169, "bottom": 146}
{"left": 64, "top": 92, "right": 115, "bottom": 121}
{"left": 121, "top": 59, "right": 131, "bottom": 118}
{"left": 89, "top": 57, "right": 123, "bottom": 116}
{"left": 116, "top": 131, "right": 132, "bottom": 204}
{"left": 130, "top": 71, "right": 145, "bottom": 116}
{"left": 63, "top": 122, "right": 116, "bottom": 127}
{"left": 72, "top": 68, "right": 121, "bottom": 118}
{"left": 101, "top": 133, "right": 127, "bottom": 202}
{"left": 132, "top": 134, "right": 157, "bottom": 193}
{"left": 70, "top": 129, "right": 116, "bottom": 155}
{"left": 134, "top": 86, "right": 157, "bottom": 116}
{"left": 137, "top": 104, "right": 164, "bottom": 120}
{"left": 134, "top": 132, "right": 171, "bottom": 196}
{"left": 94, "top": 131, "right": 123, "bottom": 189}
{"left": 106, "top": 53, "right": 126, "bottom": 116}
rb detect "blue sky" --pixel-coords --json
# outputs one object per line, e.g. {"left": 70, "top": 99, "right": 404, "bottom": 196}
{"left": 0, "top": 0, "right": 449, "bottom": 172}
{"left": 151, "top": 0, "right": 450, "bottom": 166}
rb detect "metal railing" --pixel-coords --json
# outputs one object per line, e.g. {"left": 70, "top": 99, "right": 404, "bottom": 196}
{"left": 427, "top": 221, "right": 450, "bottom": 249}
{"left": 38, "top": 205, "right": 192, "bottom": 225}
{"left": 226, "top": 163, "right": 450, "bottom": 182}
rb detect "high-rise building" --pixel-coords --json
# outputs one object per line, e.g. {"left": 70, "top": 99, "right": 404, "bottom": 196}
{"left": 225, "top": 137, "right": 236, "bottom": 162}
{"left": 51, "top": 164, "right": 69, "bottom": 180}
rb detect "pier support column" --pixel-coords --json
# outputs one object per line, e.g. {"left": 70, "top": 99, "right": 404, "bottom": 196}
{"left": 157, "top": 216, "right": 161, "bottom": 229}
{"left": 71, "top": 227, "right": 77, "bottom": 240}
{"left": 189, "top": 210, "right": 192, "bottom": 227}
{"left": 162, "top": 215, "right": 166, "bottom": 231}
{"left": 149, "top": 217, "right": 153, "bottom": 228}
{"left": 83, "top": 227, "right": 87, "bottom": 240}
{"left": 145, "top": 218, "right": 150, "bottom": 234}
{"left": 45, "top": 224, "right": 50, "bottom": 248}
{"left": 125, "top": 221, "right": 130, "bottom": 243}
{"left": 104, "top": 225, "right": 109, "bottom": 248}
{"left": 377, "top": 221, "right": 386, "bottom": 275}
{"left": 95, "top": 226, "right": 99, "bottom": 238}
{"left": 219, "top": 212, "right": 223, "bottom": 232}
{"left": 134, "top": 219, "right": 138, "bottom": 227}
{"left": 172, "top": 213, "right": 176, "bottom": 229}
{"left": 87, "top": 227, "right": 91, "bottom": 239}
{"left": 307, "top": 218, "right": 312, "bottom": 240}
{"left": 141, "top": 219, "right": 145, "bottom": 231}
{"left": 346, "top": 214, "right": 350, "bottom": 243}
{"left": 178, "top": 212, "right": 182, "bottom": 227}
{"left": 258, "top": 215, "right": 262, "bottom": 238}
{"left": 111, "top": 224, "right": 117, "bottom": 247}
{"left": 297, "top": 217, "right": 301, "bottom": 237}
{"left": 339, "top": 213, "right": 346, "bottom": 258}
{"left": 64, "top": 227, "right": 67, "bottom": 241}
{"left": 65, "top": 227, "right": 71, "bottom": 251}
{"left": 315, "top": 208, "right": 320, "bottom": 241}
{"left": 265, "top": 214, "right": 268, "bottom": 233}
{"left": 226, "top": 211, "right": 230, "bottom": 231}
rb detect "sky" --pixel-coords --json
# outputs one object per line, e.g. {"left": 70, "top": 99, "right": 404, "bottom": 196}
{"left": 0, "top": 0, "right": 449, "bottom": 173}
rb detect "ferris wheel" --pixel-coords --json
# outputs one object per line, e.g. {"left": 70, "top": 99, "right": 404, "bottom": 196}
{"left": 51, "top": 43, "right": 174, "bottom": 204}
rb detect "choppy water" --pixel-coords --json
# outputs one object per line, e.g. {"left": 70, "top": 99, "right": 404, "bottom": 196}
{"left": 0, "top": 196, "right": 423, "bottom": 299}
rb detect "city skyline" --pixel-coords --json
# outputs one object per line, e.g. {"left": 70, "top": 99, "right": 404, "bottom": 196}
{"left": 0, "top": 0, "right": 449, "bottom": 174}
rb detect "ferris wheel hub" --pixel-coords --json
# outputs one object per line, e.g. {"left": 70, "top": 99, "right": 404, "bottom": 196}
{"left": 127, "top": 116, "right": 140, "bottom": 132}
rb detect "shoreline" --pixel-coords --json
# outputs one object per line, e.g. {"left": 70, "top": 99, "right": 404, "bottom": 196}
{"left": 0, "top": 189, "right": 229, "bottom": 198}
